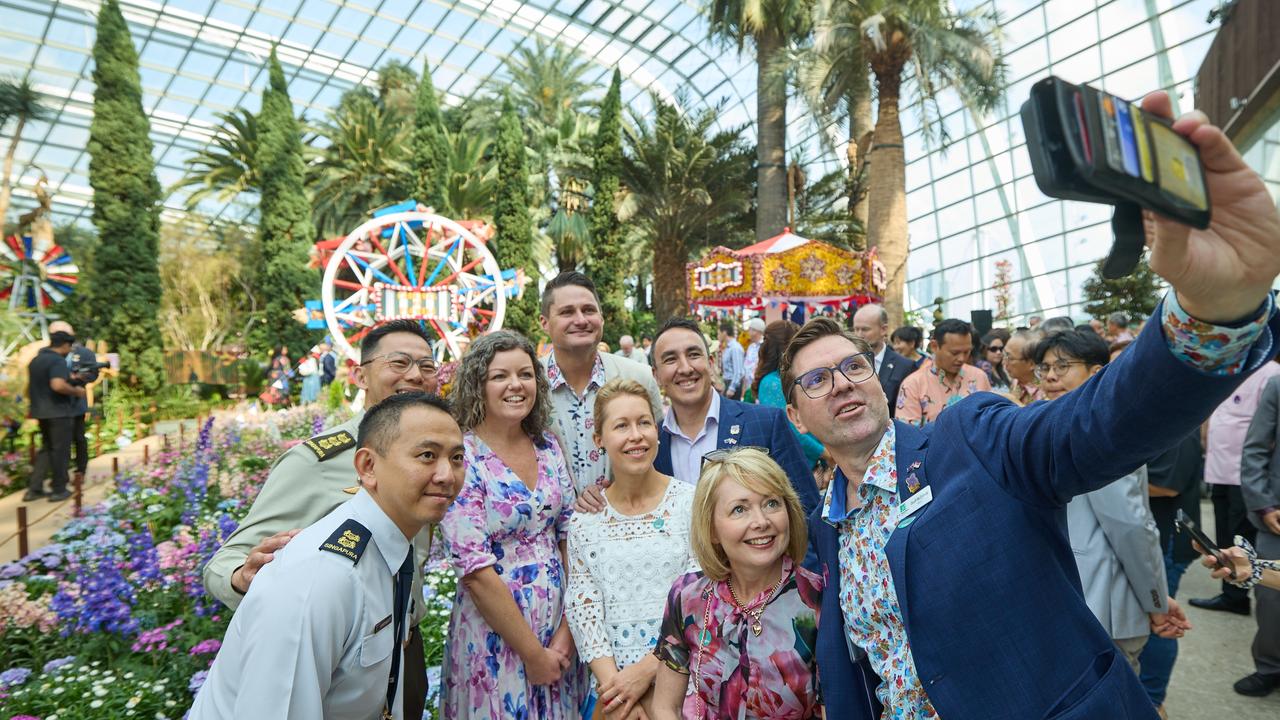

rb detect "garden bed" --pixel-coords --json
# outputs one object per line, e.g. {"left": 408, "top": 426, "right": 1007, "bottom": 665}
{"left": 0, "top": 406, "right": 455, "bottom": 719}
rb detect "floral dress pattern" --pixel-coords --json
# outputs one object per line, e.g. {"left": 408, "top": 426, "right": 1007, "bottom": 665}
{"left": 654, "top": 557, "right": 824, "bottom": 719}
{"left": 439, "top": 431, "right": 590, "bottom": 719}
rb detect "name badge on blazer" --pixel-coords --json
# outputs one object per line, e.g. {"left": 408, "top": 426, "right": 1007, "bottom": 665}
{"left": 895, "top": 485, "right": 933, "bottom": 526}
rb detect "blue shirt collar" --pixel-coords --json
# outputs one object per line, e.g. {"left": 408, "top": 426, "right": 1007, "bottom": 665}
{"left": 822, "top": 423, "right": 896, "bottom": 524}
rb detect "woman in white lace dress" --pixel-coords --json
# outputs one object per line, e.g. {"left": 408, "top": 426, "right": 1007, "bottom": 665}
{"left": 566, "top": 379, "right": 698, "bottom": 720}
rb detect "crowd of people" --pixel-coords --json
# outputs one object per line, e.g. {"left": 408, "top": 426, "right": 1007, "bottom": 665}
{"left": 172, "top": 91, "right": 1280, "bottom": 720}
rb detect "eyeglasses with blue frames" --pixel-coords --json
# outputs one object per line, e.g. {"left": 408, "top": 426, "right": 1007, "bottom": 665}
{"left": 791, "top": 352, "right": 876, "bottom": 400}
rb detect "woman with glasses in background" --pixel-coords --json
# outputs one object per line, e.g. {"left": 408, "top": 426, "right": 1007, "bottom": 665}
{"left": 565, "top": 379, "right": 698, "bottom": 720}
{"left": 651, "top": 448, "right": 823, "bottom": 720}
{"left": 440, "top": 330, "right": 589, "bottom": 719}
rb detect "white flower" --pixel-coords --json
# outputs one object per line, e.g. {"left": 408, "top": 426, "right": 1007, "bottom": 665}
{"left": 93, "top": 686, "right": 108, "bottom": 696}
{"left": 53, "top": 686, "right": 65, "bottom": 695}
{"left": 165, "top": 700, "right": 177, "bottom": 707}
{"left": 90, "top": 699, "right": 104, "bottom": 708}
{"left": 124, "top": 671, "right": 135, "bottom": 679}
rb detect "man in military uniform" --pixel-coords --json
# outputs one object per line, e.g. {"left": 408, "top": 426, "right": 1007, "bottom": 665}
{"left": 191, "top": 392, "right": 465, "bottom": 719}
{"left": 203, "top": 320, "right": 440, "bottom": 717}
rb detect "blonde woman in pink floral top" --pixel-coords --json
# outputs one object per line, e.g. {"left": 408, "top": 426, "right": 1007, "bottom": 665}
{"left": 440, "top": 331, "right": 589, "bottom": 719}
{"left": 652, "top": 448, "right": 823, "bottom": 720}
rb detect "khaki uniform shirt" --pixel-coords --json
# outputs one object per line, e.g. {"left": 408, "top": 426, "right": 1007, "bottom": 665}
{"left": 203, "top": 413, "right": 434, "bottom": 623}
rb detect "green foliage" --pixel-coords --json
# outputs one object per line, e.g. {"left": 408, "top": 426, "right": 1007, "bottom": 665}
{"left": 170, "top": 108, "right": 260, "bottom": 209}
{"left": 619, "top": 92, "right": 755, "bottom": 319}
{"left": 1081, "top": 254, "right": 1164, "bottom": 320}
{"left": 86, "top": 0, "right": 166, "bottom": 392}
{"left": 310, "top": 98, "right": 411, "bottom": 237}
{"left": 250, "top": 49, "right": 317, "bottom": 356}
{"left": 586, "top": 69, "right": 628, "bottom": 345}
{"left": 493, "top": 96, "right": 540, "bottom": 338}
{"left": 0, "top": 77, "right": 51, "bottom": 227}
{"left": 412, "top": 58, "right": 450, "bottom": 212}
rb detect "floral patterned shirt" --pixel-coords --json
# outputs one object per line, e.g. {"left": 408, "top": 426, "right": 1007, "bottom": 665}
{"left": 822, "top": 292, "right": 1273, "bottom": 719}
{"left": 655, "top": 558, "right": 824, "bottom": 720}
{"left": 822, "top": 423, "right": 938, "bottom": 719}
{"left": 895, "top": 362, "right": 991, "bottom": 427}
{"left": 544, "top": 351, "right": 609, "bottom": 494}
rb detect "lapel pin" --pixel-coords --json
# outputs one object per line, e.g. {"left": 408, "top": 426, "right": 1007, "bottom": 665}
{"left": 905, "top": 472, "right": 921, "bottom": 494}
{"left": 730, "top": 424, "right": 741, "bottom": 435}
{"left": 725, "top": 438, "right": 738, "bottom": 445}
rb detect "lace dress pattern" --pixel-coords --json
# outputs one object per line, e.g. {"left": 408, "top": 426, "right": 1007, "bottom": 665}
{"left": 565, "top": 478, "right": 698, "bottom": 668}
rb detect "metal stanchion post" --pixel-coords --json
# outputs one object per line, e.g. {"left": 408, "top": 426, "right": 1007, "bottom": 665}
{"left": 73, "top": 472, "right": 83, "bottom": 514}
{"left": 112, "top": 456, "right": 119, "bottom": 476}
{"left": 143, "top": 444, "right": 150, "bottom": 465}
{"left": 17, "top": 506, "right": 29, "bottom": 558}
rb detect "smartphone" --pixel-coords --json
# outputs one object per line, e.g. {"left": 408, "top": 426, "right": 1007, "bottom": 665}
{"left": 1175, "top": 509, "right": 1235, "bottom": 579}
{"left": 1020, "top": 76, "right": 1210, "bottom": 278}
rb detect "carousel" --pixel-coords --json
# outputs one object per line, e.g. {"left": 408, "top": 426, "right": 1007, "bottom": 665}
{"left": 686, "top": 228, "right": 885, "bottom": 322}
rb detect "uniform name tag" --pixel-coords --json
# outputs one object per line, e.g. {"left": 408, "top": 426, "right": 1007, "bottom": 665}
{"left": 896, "top": 485, "right": 933, "bottom": 524}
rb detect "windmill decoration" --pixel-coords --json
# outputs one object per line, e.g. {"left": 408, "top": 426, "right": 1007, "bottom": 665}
{"left": 320, "top": 202, "right": 525, "bottom": 362}
{"left": 0, "top": 234, "right": 79, "bottom": 310}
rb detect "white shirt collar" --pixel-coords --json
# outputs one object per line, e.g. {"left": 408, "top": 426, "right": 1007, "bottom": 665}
{"left": 349, "top": 488, "right": 413, "bottom": 574}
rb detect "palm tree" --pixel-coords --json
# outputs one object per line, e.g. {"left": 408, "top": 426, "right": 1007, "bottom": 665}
{"left": 440, "top": 127, "right": 497, "bottom": 221}
{"left": 504, "top": 40, "right": 598, "bottom": 272}
{"left": 505, "top": 39, "right": 596, "bottom": 130}
{"left": 619, "top": 93, "right": 755, "bottom": 320}
{"left": 708, "top": 0, "right": 812, "bottom": 241}
{"left": 0, "top": 78, "right": 50, "bottom": 229}
{"left": 309, "top": 98, "right": 412, "bottom": 237}
{"left": 800, "top": 0, "right": 1004, "bottom": 322}
{"left": 171, "top": 108, "right": 260, "bottom": 209}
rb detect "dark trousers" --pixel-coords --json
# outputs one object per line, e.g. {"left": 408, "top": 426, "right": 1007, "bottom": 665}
{"left": 29, "top": 416, "right": 73, "bottom": 494}
{"left": 1255, "top": 532, "right": 1280, "bottom": 676}
{"left": 71, "top": 413, "right": 88, "bottom": 474}
{"left": 404, "top": 625, "right": 427, "bottom": 720}
{"left": 1210, "top": 484, "right": 1257, "bottom": 602}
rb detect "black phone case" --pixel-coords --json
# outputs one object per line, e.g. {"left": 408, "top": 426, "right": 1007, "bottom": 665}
{"left": 1021, "top": 76, "right": 1210, "bottom": 228}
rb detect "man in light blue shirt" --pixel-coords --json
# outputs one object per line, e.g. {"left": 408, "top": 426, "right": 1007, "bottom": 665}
{"left": 190, "top": 392, "right": 465, "bottom": 720}
{"left": 718, "top": 319, "right": 746, "bottom": 400}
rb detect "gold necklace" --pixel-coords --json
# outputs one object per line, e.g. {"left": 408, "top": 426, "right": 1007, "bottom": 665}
{"left": 726, "top": 571, "right": 788, "bottom": 636}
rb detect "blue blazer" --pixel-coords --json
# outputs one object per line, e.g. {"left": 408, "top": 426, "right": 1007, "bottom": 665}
{"left": 812, "top": 305, "right": 1280, "bottom": 719}
{"left": 655, "top": 395, "right": 820, "bottom": 517}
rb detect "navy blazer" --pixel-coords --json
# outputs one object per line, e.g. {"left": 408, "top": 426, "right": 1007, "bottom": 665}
{"left": 655, "top": 395, "right": 820, "bottom": 517}
{"left": 878, "top": 347, "right": 915, "bottom": 418}
{"left": 812, "top": 303, "right": 1280, "bottom": 719}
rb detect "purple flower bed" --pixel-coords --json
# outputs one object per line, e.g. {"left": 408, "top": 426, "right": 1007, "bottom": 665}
{"left": 0, "top": 409, "right": 332, "bottom": 719}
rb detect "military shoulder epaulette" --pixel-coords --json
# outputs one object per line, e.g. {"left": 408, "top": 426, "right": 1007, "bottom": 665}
{"left": 319, "top": 518, "right": 369, "bottom": 564}
{"left": 302, "top": 428, "right": 356, "bottom": 461}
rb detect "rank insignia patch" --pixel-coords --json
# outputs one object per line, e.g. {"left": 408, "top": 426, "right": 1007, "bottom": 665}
{"left": 319, "top": 519, "right": 369, "bottom": 564}
{"left": 304, "top": 429, "right": 356, "bottom": 461}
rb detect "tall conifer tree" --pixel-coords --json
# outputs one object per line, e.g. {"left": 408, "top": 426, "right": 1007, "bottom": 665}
{"left": 586, "top": 69, "right": 628, "bottom": 344}
{"left": 493, "top": 96, "right": 539, "bottom": 337}
{"left": 87, "top": 0, "right": 165, "bottom": 391}
{"left": 251, "top": 49, "right": 315, "bottom": 355}
{"left": 412, "top": 57, "right": 449, "bottom": 212}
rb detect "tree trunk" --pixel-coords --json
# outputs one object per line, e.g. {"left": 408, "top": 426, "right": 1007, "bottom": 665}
{"left": 0, "top": 117, "right": 27, "bottom": 231}
{"left": 848, "top": 64, "right": 873, "bottom": 249}
{"left": 866, "top": 35, "right": 911, "bottom": 325}
{"left": 755, "top": 32, "right": 788, "bottom": 241}
{"left": 652, "top": 234, "right": 688, "bottom": 321}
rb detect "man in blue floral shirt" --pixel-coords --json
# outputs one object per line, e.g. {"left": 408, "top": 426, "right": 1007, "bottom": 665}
{"left": 782, "top": 92, "right": 1280, "bottom": 719}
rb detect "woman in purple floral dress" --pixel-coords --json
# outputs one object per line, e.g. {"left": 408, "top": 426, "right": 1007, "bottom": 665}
{"left": 652, "top": 448, "right": 823, "bottom": 720}
{"left": 440, "top": 331, "right": 589, "bottom": 719}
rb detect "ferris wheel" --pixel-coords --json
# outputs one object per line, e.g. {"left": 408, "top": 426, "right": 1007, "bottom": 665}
{"left": 321, "top": 209, "right": 519, "bottom": 362}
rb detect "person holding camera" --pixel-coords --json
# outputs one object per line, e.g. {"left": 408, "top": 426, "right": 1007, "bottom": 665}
{"left": 49, "top": 321, "right": 100, "bottom": 488}
{"left": 25, "top": 329, "right": 86, "bottom": 502}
